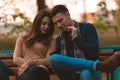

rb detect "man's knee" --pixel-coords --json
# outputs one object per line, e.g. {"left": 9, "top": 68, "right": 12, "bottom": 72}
{"left": 50, "top": 54, "right": 60, "bottom": 66}
{"left": 80, "top": 70, "right": 94, "bottom": 80}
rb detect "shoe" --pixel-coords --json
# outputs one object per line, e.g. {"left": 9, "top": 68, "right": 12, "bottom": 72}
{"left": 96, "top": 51, "right": 120, "bottom": 72}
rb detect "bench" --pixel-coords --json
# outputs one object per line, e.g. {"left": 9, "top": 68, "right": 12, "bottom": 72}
{"left": 0, "top": 50, "right": 58, "bottom": 80}
{"left": 99, "top": 46, "right": 120, "bottom": 80}
{"left": 0, "top": 46, "right": 120, "bottom": 80}
{"left": 0, "top": 50, "right": 17, "bottom": 76}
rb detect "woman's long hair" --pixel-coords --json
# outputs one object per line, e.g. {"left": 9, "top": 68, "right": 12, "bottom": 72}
{"left": 24, "top": 10, "right": 54, "bottom": 48}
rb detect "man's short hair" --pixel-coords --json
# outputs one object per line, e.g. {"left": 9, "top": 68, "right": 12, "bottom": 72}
{"left": 51, "top": 5, "right": 68, "bottom": 17}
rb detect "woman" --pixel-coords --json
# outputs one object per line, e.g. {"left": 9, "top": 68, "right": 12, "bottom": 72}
{"left": 13, "top": 9, "right": 54, "bottom": 80}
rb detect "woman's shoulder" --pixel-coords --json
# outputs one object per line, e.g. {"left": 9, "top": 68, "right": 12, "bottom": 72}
{"left": 51, "top": 35, "right": 57, "bottom": 41}
{"left": 16, "top": 35, "right": 25, "bottom": 43}
{"left": 50, "top": 35, "right": 56, "bottom": 45}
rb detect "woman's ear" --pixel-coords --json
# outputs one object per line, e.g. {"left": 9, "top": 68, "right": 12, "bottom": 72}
{"left": 65, "top": 12, "right": 70, "bottom": 16}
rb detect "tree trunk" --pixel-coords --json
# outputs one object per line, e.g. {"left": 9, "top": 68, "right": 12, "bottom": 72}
{"left": 36, "top": 0, "right": 48, "bottom": 12}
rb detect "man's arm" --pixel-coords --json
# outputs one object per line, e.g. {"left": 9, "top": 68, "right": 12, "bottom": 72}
{"left": 73, "top": 23, "right": 99, "bottom": 60}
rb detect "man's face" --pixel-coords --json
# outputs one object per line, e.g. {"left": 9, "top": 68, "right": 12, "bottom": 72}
{"left": 52, "top": 12, "right": 71, "bottom": 32}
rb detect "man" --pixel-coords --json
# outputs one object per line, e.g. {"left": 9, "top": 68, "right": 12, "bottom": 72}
{"left": 50, "top": 5, "right": 101, "bottom": 80}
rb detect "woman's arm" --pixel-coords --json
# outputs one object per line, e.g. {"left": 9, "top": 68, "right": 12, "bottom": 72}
{"left": 13, "top": 36, "right": 27, "bottom": 67}
{"left": 28, "top": 37, "right": 56, "bottom": 66}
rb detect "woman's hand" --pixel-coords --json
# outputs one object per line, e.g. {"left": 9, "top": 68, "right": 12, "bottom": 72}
{"left": 18, "top": 61, "right": 30, "bottom": 76}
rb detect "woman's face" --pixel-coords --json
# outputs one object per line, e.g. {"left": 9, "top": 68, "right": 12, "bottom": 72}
{"left": 40, "top": 16, "right": 51, "bottom": 34}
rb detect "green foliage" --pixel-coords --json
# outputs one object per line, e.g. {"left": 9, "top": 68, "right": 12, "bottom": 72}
{"left": 0, "top": 41, "right": 15, "bottom": 50}
{"left": 54, "top": 26, "right": 61, "bottom": 35}
{"left": 113, "top": 11, "right": 120, "bottom": 29}
{"left": 93, "top": 20, "right": 108, "bottom": 31}
{"left": 0, "top": 13, "right": 32, "bottom": 37}
{"left": 0, "top": 37, "right": 16, "bottom": 50}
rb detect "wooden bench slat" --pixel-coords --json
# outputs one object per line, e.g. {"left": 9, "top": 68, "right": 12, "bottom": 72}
{"left": 99, "top": 49, "right": 113, "bottom": 56}
{"left": 9, "top": 68, "right": 18, "bottom": 76}
{"left": 0, "top": 54, "right": 13, "bottom": 59}
{"left": 0, "top": 49, "right": 116, "bottom": 77}
{"left": 99, "top": 49, "right": 114, "bottom": 61}
{"left": 2, "top": 60, "right": 17, "bottom": 67}
{"left": 0, "top": 53, "right": 17, "bottom": 76}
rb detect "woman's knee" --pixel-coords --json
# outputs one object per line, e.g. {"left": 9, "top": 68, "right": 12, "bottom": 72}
{"left": 27, "top": 66, "right": 50, "bottom": 80}
{"left": 17, "top": 66, "right": 50, "bottom": 80}
{"left": 28, "top": 66, "right": 48, "bottom": 73}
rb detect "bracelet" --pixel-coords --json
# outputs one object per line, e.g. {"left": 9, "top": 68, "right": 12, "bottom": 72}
{"left": 32, "top": 60, "right": 37, "bottom": 61}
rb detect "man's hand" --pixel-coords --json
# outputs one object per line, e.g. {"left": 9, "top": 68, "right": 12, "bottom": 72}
{"left": 66, "top": 26, "right": 78, "bottom": 40}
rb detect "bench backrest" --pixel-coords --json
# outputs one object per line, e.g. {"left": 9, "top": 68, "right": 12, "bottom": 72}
{"left": 0, "top": 50, "right": 17, "bottom": 76}
{"left": 0, "top": 46, "right": 120, "bottom": 76}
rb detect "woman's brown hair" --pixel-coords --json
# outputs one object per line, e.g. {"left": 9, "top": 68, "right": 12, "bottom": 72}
{"left": 24, "top": 9, "right": 54, "bottom": 48}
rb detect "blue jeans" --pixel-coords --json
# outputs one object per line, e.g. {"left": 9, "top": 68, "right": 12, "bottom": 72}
{"left": 50, "top": 54, "right": 102, "bottom": 80}
{"left": 16, "top": 66, "right": 50, "bottom": 80}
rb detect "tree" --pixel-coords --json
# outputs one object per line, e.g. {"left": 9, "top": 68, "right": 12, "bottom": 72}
{"left": 114, "top": 0, "right": 120, "bottom": 29}
{"left": 36, "top": 0, "right": 48, "bottom": 12}
{"left": 0, "top": 0, "right": 32, "bottom": 37}
{"left": 94, "top": 0, "right": 119, "bottom": 35}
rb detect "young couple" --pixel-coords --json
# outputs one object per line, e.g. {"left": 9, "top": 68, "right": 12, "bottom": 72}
{"left": 13, "top": 5, "right": 120, "bottom": 80}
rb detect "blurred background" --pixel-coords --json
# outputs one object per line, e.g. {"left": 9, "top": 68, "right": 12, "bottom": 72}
{"left": 0, "top": 0, "right": 120, "bottom": 49}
